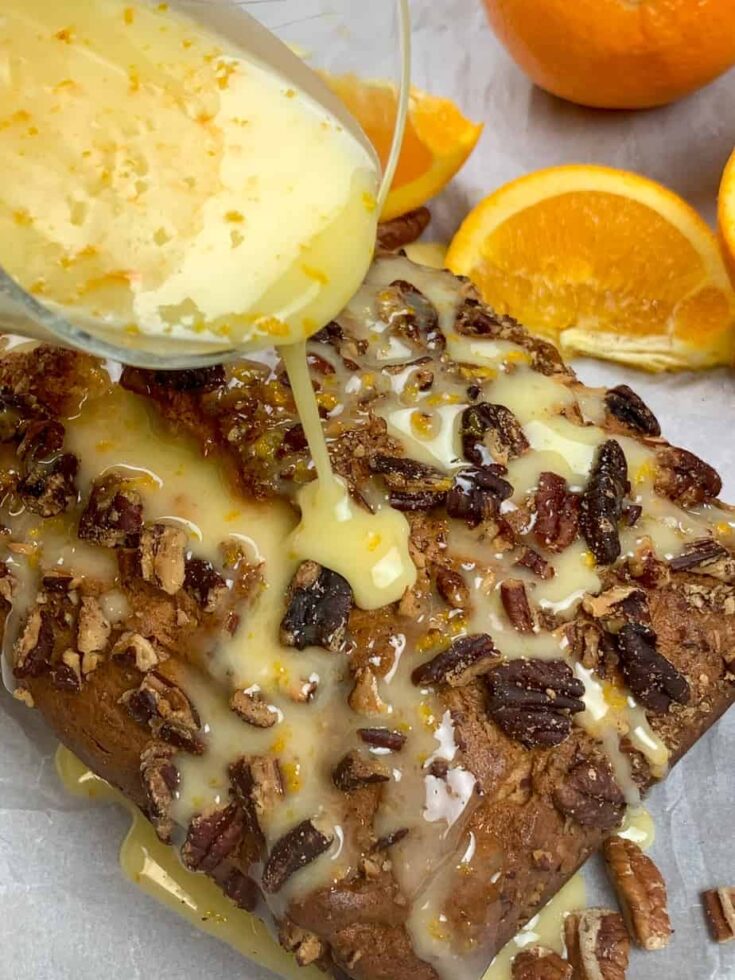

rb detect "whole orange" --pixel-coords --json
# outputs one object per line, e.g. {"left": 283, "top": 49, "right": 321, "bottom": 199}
{"left": 483, "top": 0, "right": 735, "bottom": 109}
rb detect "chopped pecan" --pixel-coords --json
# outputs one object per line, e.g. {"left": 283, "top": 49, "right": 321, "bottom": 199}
{"left": 112, "top": 632, "right": 162, "bottom": 673}
{"left": 435, "top": 567, "right": 469, "bottom": 608}
{"left": 582, "top": 586, "right": 649, "bottom": 634}
{"left": 534, "top": 472, "right": 580, "bottom": 553}
{"left": 371, "top": 454, "right": 451, "bottom": 512}
{"left": 500, "top": 579, "right": 535, "bottom": 633}
{"left": 376, "top": 279, "right": 444, "bottom": 351}
{"left": 181, "top": 804, "right": 247, "bottom": 873}
{"left": 150, "top": 365, "right": 226, "bottom": 392}
{"left": 512, "top": 946, "right": 572, "bottom": 980}
{"left": 616, "top": 623, "right": 690, "bottom": 712}
{"left": 454, "top": 298, "right": 567, "bottom": 376}
{"left": 333, "top": 749, "right": 390, "bottom": 792}
{"left": 603, "top": 836, "right": 671, "bottom": 950}
{"left": 261, "top": 819, "right": 333, "bottom": 894}
{"left": 76, "top": 596, "right": 111, "bottom": 659}
{"left": 139, "top": 523, "right": 187, "bottom": 595}
{"left": 461, "top": 402, "right": 529, "bottom": 467}
{"left": 702, "top": 887, "right": 735, "bottom": 943}
{"left": 221, "top": 869, "right": 259, "bottom": 911}
{"left": 16, "top": 419, "right": 78, "bottom": 517}
{"left": 376, "top": 206, "right": 431, "bottom": 252}
{"left": 553, "top": 759, "right": 626, "bottom": 830}
{"left": 121, "top": 671, "right": 203, "bottom": 754}
{"left": 515, "top": 547, "right": 554, "bottom": 580}
{"left": 230, "top": 689, "right": 279, "bottom": 728}
{"left": 140, "top": 741, "right": 179, "bottom": 843}
{"left": 670, "top": 538, "right": 735, "bottom": 581}
{"left": 230, "top": 756, "right": 284, "bottom": 825}
{"left": 373, "top": 827, "right": 409, "bottom": 852}
{"left": 564, "top": 909, "right": 630, "bottom": 980}
{"left": 446, "top": 465, "right": 513, "bottom": 527}
{"left": 485, "top": 659, "right": 585, "bottom": 748}
{"left": 357, "top": 727, "right": 407, "bottom": 751}
{"left": 580, "top": 440, "right": 629, "bottom": 566}
{"left": 13, "top": 608, "right": 54, "bottom": 678}
{"left": 78, "top": 474, "right": 143, "bottom": 547}
{"left": 184, "top": 558, "right": 228, "bottom": 612}
{"left": 655, "top": 446, "right": 721, "bottom": 507}
{"left": 50, "top": 650, "right": 82, "bottom": 692}
{"left": 278, "top": 919, "right": 328, "bottom": 968}
{"left": 280, "top": 561, "right": 352, "bottom": 653}
{"left": 348, "top": 667, "right": 388, "bottom": 716}
{"left": 605, "top": 385, "right": 661, "bottom": 437}
{"left": 412, "top": 634, "right": 499, "bottom": 688}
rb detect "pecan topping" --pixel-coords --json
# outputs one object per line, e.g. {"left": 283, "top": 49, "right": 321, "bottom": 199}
{"left": 500, "top": 579, "right": 535, "bottom": 633}
{"left": 454, "top": 298, "right": 567, "bottom": 376}
{"left": 230, "top": 755, "right": 284, "bottom": 827}
{"left": 149, "top": 365, "right": 226, "bottom": 392}
{"left": 261, "top": 819, "right": 334, "bottom": 894}
{"left": 373, "top": 827, "right": 410, "bottom": 852}
{"left": 140, "top": 741, "right": 179, "bottom": 843}
{"left": 534, "top": 472, "right": 580, "bottom": 553}
{"left": 580, "top": 440, "right": 629, "bottom": 566}
{"left": 139, "top": 524, "right": 187, "bottom": 595}
{"left": 446, "top": 465, "right": 513, "bottom": 527}
{"left": 412, "top": 634, "right": 500, "bottom": 688}
{"left": 605, "top": 385, "right": 661, "bottom": 437}
{"left": 376, "top": 206, "right": 431, "bottom": 252}
{"left": 51, "top": 649, "right": 82, "bottom": 692}
{"left": 553, "top": 759, "right": 626, "bottom": 829}
{"left": 512, "top": 947, "right": 572, "bottom": 980}
{"left": 670, "top": 537, "right": 735, "bottom": 581}
{"left": 461, "top": 403, "right": 529, "bottom": 467}
{"left": 221, "top": 869, "right": 259, "bottom": 912}
{"left": 485, "top": 659, "right": 585, "bottom": 747}
{"left": 181, "top": 804, "right": 247, "bottom": 873}
{"left": 13, "top": 608, "right": 54, "bottom": 678}
{"left": 333, "top": 749, "right": 390, "bottom": 792}
{"left": 655, "top": 446, "right": 722, "bottom": 507}
{"left": 112, "top": 632, "right": 162, "bottom": 673}
{"left": 358, "top": 727, "right": 407, "bottom": 751}
{"left": 121, "top": 671, "right": 204, "bottom": 754}
{"left": 702, "top": 887, "right": 735, "bottom": 943}
{"left": 616, "top": 623, "right": 690, "bottom": 713}
{"left": 371, "top": 454, "right": 451, "bottom": 512}
{"left": 582, "top": 586, "right": 649, "bottom": 634}
{"left": 78, "top": 474, "right": 143, "bottom": 547}
{"left": 435, "top": 567, "right": 469, "bottom": 608}
{"left": 16, "top": 419, "right": 78, "bottom": 517}
{"left": 564, "top": 909, "right": 630, "bottom": 980}
{"left": 184, "top": 558, "right": 228, "bottom": 612}
{"left": 348, "top": 667, "right": 388, "bottom": 716}
{"left": 230, "top": 689, "right": 279, "bottom": 728}
{"left": 515, "top": 547, "right": 554, "bottom": 580}
{"left": 280, "top": 561, "right": 352, "bottom": 653}
{"left": 278, "top": 919, "right": 327, "bottom": 968}
{"left": 603, "top": 836, "right": 671, "bottom": 950}
{"left": 376, "top": 279, "right": 444, "bottom": 351}
{"left": 76, "top": 596, "right": 111, "bottom": 662}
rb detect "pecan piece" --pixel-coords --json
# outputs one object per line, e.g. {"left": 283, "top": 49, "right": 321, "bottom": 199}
{"left": 150, "top": 365, "right": 226, "bottom": 392}
{"left": 280, "top": 561, "right": 352, "bottom": 652}
{"left": 515, "top": 547, "right": 554, "bottom": 580}
{"left": 435, "top": 567, "right": 469, "bottom": 608}
{"left": 655, "top": 446, "right": 721, "bottom": 507}
{"left": 605, "top": 385, "right": 661, "bottom": 437}
{"left": 184, "top": 558, "right": 228, "bottom": 612}
{"left": 485, "top": 660, "right": 585, "bottom": 748}
{"left": 373, "top": 827, "right": 409, "bottom": 852}
{"left": 553, "top": 759, "right": 626, "bottom": 830}
{"left": 461, "top": 403, "right": 529, "bottom": 467}
{"left": 358, "top": 727, "right": 407, "bottom": 751}
{"left": 454, "top": 298, "right": 567, "bottom": 376}
{"left": 670, "top": 537, "right": 735, "bottom": 581}
{"left": 500, "top": 579, "right": 535, "bottom": 632}
{"left": 702, "top": 887, "right": 735, "bottom": 943}
{"left": 582, "top": 586, "right": 649, "bottom": 634}
{"left": 333, "top": 749, "right": 390, "bottom": 792}
{"left": 564, "top": 909, "right": 630, "bottom": 980}
{"left": 616, "top": 623, "right": 690, "bottom": 713}
{"left": 376, "top": 206, "right": 431, "bottom": 252}
{"left": 16, "top": 419, "right": 78, "bottom": 517}
{"left": 76, "top": 596, "right": 111, "bottom": 665}
{"left": 181, "top": 804, "right": 247, "bottom": 873}
{"left": 139, "top": 523, "right": 187, "bottom": 595}
{"left": 221, "top": 869, "right": 259, "bottom": 911}
{"left": 512, "top": 947, "right": 572, "bottom": 980}
{"left": 230, "top": 755, "right": 284, "bottom": 826}
{"left": 580, "top": 440, "right": 629, "bottom": 566}
{"left": 140, "top": 741, "right": 179, "bottom": 843}
{"left": 348, "top": 667, "right": 388, "bottom": 716}
{"left": 112, "top": 631, "right": 162, "bottom": 673}
{"left": 13, "top": 608, "right": 54, "bottom": 678}
{"left": 603, "top": 836, "right": 671, "bottom": 950}
{"left": 261, "top": 819, "right": 333, "bottom": 894}
{"left": 50, "top": 649, "right": 82, "bottom": 693}
{"left": 371, "top": 454, "right": 451, "bottom": 512}
{"left": 121, "top": 671, "right": 204, "bottom": 754}
{"left": 378, "top": 279, "right": 444, "bottom": 351}
{"left": 534, "top": 472, "right": 580, "bottom": 553}
{"left": 278, "top": 919, "right": 327, "bottom": 968}
{"left": 230, "top": 689, "right": 279, "bottom": 728}
{"left": 446, "top": 465, "right": 513, "bottom": 527}
{"left": 412, "top": 634, "right": 500, "bottom": 688}
{"left": 78, "top": 474, "right": 143, "bottom": 547}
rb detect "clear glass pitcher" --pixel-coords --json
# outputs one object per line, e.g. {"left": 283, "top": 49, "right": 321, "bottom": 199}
{"left": 0, "top": 0, "right": 410, "bottom": 367}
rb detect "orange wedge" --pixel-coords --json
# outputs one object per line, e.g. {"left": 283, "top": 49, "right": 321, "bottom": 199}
{"left": 718, "top": 147, "right": 735, "bottom": 287}
{"left": 447, "top": 164, "right": 735, "bottom": 372}
{"left": 326, "top": 75, "right": 482, "bottom": 222}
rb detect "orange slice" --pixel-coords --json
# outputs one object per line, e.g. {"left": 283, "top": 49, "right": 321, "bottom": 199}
{"left": 718, "top": 147, "right": 735, "bottom": 287}
{"left": 326, "top": 75, "right": 482, "bottom": 222}
{"left": 447, "top": 164, "right": 735, "bottom": 372}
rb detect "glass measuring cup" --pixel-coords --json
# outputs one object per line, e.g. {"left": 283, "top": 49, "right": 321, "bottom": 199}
{"left": 0, "top": 0, "right": 411, "bottom": 368}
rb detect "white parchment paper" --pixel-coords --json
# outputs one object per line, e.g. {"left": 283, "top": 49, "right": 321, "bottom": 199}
{"left": 1, "top": 2, "right": 735, "bottom": 977}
